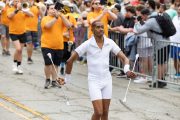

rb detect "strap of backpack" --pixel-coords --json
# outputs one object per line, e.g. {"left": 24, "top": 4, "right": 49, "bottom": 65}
{"left": 149, "top": 30, "right": 163, "bottom": 35}
{"left": 148, "top": 16, "right": 164, "bottom": 36}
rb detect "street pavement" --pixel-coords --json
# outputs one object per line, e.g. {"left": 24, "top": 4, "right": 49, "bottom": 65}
{"left": 0, "top": 48, "right": 180, "bottom": 120}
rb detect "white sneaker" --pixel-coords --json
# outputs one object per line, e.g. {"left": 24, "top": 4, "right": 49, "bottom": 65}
{"left": 12, "top": 63, "right": 18, "bottom": 73}
{"left": 17, "top": 65, "right": 23, "bottom": 74}
{"left": 134, "top": 77, "right": 147, "bottom": 83}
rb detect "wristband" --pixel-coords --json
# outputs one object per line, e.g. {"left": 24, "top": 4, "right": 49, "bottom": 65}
{"left": 124, "top": 64, "right": 130, "bottom": 74}
{"left": 14, "top": 10, "right": 19, "bottom": 14}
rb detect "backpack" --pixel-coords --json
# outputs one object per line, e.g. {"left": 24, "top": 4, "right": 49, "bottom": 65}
{"left": 150, "top": 13, "right": 176, "bottom": 38}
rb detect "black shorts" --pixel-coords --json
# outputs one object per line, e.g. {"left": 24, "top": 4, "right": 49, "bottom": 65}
{"left": 26, "top": 31, "right": 38, "bottom": 44}
{"left": 9, "top": 33, "right": 27, "bottom": 43}
{"left": 157, "top": 45, "right": 170, "bottom": 64}
{"left": 41, "top": 48, "right": 63, "bottom": 66}
{"left": 62, "top": 42, "right": 74, "bottom": 62}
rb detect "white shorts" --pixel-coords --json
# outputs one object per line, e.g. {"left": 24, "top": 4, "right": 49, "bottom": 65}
{"left": 88, "top": 77, "right": 112, "bottom": 101}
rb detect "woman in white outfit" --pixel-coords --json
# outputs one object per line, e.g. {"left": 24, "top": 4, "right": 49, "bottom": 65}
{"left": 64, "top": 21, "right": 136, "bottom": 120}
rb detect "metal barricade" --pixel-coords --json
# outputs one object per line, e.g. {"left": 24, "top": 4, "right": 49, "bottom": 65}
{"left": 109, "top": 31, "right": 180, "bottom": 86}
{"left": 153, "top": 40, "right": 180, "bottom": 85}
{"left": 108, "top": 31, "right": 124, "bottom": 71}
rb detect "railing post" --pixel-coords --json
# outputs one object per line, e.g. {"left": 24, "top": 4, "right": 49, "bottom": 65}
{"left": 152, "top": 39, "right": 158, "bottom": 88}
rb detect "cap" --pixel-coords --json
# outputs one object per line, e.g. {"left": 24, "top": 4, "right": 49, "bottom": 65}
{"left": 62, "top": 0, "right": 73, "bottom": 7}
{"left": 44, "top": 0, "right": 53, "bottom": 5}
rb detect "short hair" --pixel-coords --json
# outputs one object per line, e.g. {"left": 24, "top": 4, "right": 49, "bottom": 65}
{"left": 136, "top": 5, "right": 145, "bottom": 12}
{"left": 160, "top": 4, "right": 167, "bottom": 11}
{"left": 92, "top": 20, "right": 100, "bottom": 28}
{"left": 125, "top": 6, "right": 136, "bottom": 15}
{"left": 141, "top": 8, "right": 150, "bottom": 15}
{"left": 114, "top": 4, "right": 121, "bottom": 12}
{"left": 46, "top": 4, "right": 54, "bottom": 10}
{"left": 148, "top": 0, "right": 156, "bottom": 10}
{"left": 91, "top": 20, "right": 102, "bottom": 31}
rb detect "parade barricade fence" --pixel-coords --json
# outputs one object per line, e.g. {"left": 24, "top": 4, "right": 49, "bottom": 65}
{"left": 108, "top": 31, "right": 180, "bottom": 86}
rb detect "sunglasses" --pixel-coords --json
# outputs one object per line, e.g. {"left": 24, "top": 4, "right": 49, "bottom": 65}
{"left": 95, "top": 25, "right": 104, "bottom": 29}
{"left": 93, "top": 2, "right": 100, "bottom": 5}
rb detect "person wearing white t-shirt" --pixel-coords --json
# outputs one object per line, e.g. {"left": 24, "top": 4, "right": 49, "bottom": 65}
{"left": 170, "top": 5, "right": 180, "bottom": 79}
{"left": 64, "top": 21, "right": 136, "bottom": 120}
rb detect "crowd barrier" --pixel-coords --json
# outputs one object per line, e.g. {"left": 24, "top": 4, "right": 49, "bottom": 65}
{"left": 108, "top": 31, "right": 180, "bottom": 86}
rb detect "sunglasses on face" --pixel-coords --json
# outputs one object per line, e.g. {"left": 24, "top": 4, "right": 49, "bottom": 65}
{"left": 93, "top": 2, "right": 100, "bottom": 5}
{"left": 95, "top": 25, "right": 104, "bottom": 29}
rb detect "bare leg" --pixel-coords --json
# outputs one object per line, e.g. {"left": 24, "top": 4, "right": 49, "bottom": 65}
{"left": 44, "top": 65, "right": 52, "bottom": 79}
{"left": 91, "top": 99, "right": 103, "bottom": 120}
{"left": 51, "top": 65, "right": 58, "bottom": 80}
{"left": 101, "top": 99, "right": 111, "bottom": 120}
{"left": 148, "top": 56, "right": 152, "bottom": 76}
{"left": 12, "top": 40, "right": 23, "bottom": 62}
{"left": 174, "top": 59, "right": 180, "bottom": 74}
{"left": 1, "top": 35, "right": 6, "bottom": 53}
{"left": 26, "top": 43, "right": 33, "bottom": 59}
{"left": 158, "top": 64, "right": 166, "bottom": 79}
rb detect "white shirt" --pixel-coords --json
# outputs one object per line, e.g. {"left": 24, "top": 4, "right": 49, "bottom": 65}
{"left": 75, "top": 36, "right": 121, "bottom": 80}
{"left": 170, "top": 16, "right": 180, "bottom": 46}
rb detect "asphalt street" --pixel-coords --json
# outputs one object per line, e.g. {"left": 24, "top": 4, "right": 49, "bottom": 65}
{"left": 0, "top": 48, "right": 180, "bottom": 120}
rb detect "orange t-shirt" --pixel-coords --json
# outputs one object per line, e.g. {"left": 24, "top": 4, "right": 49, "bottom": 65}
{"left": 63, "top": 13, "right": 77, "bottom": 42}
{"left": 41, "top": 16, "right": 65, "bottom": 50}
{"left": 26, "top": 5, "right": 39, "bottom": 31}
{"left": 87, "top": 10, "right": 109, "bottom": 39}
{"left": 7, "top": 7, "right": 27, "bottom": 34}
{"left": 1, "top": 5, "right": 10, "bottom": 26}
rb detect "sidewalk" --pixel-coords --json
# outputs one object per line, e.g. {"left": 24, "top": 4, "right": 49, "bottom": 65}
{"left": 0, "top": 48, "right": 180, "bottom": 120}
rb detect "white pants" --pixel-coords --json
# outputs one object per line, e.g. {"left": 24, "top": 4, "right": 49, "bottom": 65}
{"left": 88, "top": 75, "right": 112, "bottom": 101}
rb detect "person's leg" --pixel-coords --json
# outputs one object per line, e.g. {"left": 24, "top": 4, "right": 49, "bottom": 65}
{"left": 89, "top": 80, "right": 103, "bottom": 120}
{"left": 11, "top": 40, "right": 23, "bottom": 74}
{"left": 44, "top": 65, "right": 52, "bottom": 80}
{"left": 52, "top": 49, "right": 63, "bottom": 87}
{"left": 60, "top": 42, "right": 67, "bottom": 75}
{"left": 44, "top": 65, "right": 52, "bottom": 89}
{"left": 5, "top": 37, "right": 11, "bottom": 55}
{"left": 26, "top": 43, "right": 33, "bottom": 60}
{"left": 13, "top": 40, "right": 23, "bottom": 65}
{"left": 101, "top": 99, "right": 111, "bottom": 120}
{"left": 41, "top": 48, "right": 53, "bottom": 88}
{"left": 101, "top": 79, "right": 112, "bottom": 119}
{"left": 0, "top": 26, "right": 8, "bottom": 55}
{"left": 5, "top": 26, "right": 10, "bottom": 55}
{"left": 173, "top": 46, "right": 180, "bottom": 75}
{"left": 148, "top": 56, "right": 152, "bottom": 76}
{"left": 91, "top": 100, "right": 103, "bottom": 120}
{"left": 26, "top": 31, "right": 34, "bottom": 63}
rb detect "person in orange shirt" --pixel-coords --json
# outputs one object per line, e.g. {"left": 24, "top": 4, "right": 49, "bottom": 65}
{"left": 87, "top": 0, "right": 117, "bottom": 39}
{"left": 7, "top": 0, "right": 34, "bottom": 74}
{"left": 0, "top": 0, "right": 10, "bottom": 56}
{"left": 60, "top": 0, "right": 77, "bottom": 75}
{"left": 25, "top": 0, "right": 44, "bottom": 64}
{"left": 41, "top": 4, "right": 71, "bottom": 89}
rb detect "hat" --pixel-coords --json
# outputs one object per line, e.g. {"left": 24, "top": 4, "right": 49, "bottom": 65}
{"left": 91, "top": 0, "right": 100, "bottom": 4}
{"left": 84, "top": 0, "right": 91, "bottom": 2}
{"left": 62, "top": 0, "right": 73, "bottom": 7}
{"left": 44, "top": 0, "right": 53, "bottom": 5}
